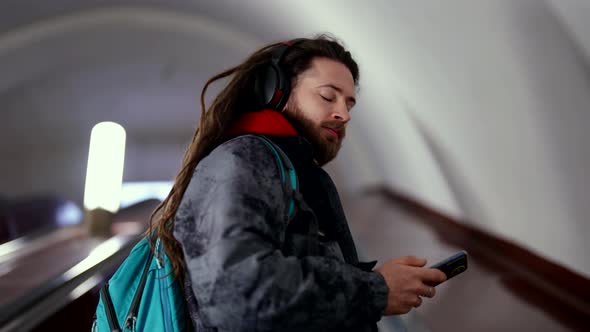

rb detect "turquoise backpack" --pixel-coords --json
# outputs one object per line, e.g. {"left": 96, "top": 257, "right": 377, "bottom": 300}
{"left": 93, "top": 135, "right": 298, "bottom": 331}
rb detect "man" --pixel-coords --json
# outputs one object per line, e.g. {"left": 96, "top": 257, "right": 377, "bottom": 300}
{"left": 149, "top": 35, "right": 446, "bottom": 331}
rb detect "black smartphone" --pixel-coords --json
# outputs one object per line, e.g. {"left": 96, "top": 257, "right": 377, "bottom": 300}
{"left": 429, "top": 250, "right": 468, "bottom": 285}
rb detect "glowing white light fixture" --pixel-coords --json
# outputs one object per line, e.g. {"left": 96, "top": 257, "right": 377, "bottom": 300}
{"left": 83, "top": 122, "right": 126, "bottom": 213}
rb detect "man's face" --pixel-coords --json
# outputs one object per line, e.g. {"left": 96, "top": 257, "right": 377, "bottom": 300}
{"left": 283, "top": 57, "right": 356, "bottom": 166}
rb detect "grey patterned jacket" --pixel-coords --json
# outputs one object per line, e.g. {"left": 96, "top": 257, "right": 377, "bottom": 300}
{"left": 173, "top": 134, "right": 389, "bottom": 332}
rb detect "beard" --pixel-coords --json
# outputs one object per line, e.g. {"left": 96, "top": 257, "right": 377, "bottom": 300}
{"left": 282, "top": 104, "right": 345, "bottom": 166}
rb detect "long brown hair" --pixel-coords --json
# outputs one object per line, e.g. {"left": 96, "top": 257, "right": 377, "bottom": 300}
{"left": 147, "top": 33, "right": 360, "bottom": 282}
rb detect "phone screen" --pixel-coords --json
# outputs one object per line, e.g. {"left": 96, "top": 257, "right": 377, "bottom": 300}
{"left": 429, "top": 250, "right": 468, "bottom": 284}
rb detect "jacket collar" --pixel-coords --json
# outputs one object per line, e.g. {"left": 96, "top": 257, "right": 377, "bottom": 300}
{"left": 227, "top": 109, "right": 299, "bottom": 137}
{"left": 227, "top": 109, "right": 315, "bottom": 167}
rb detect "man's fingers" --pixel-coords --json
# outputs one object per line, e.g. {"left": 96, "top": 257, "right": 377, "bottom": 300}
{"left": 419, "top": 285, "right": 436, "bottom": 298}
{"left": 394, "top": 255, "right": 427, "bottom": 267}
{"left": 413, "top": 295, "right": 423, "bottom": 308}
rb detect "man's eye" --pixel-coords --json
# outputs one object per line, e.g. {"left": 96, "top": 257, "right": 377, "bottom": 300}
{"left": 321, "top": 95, "right": 333, "bottom": 102}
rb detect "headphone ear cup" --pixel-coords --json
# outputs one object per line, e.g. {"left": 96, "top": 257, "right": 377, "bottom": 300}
{"left": 253, "top": 38, "right": 304, "bottom": 111}
{"left": 274, "top": 71, "right": 291, "bottom": 112}
{"left": 254, "top": 64, "right": 280, "bottom": 109}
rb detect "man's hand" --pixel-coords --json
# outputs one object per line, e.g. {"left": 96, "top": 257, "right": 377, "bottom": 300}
{"left": 375, "top": 256, "right": 447, "bottom": 315}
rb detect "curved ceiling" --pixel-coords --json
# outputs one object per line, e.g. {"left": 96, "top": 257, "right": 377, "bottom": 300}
{"left": 2, "top": 0, "right": 590, "bottom": 276}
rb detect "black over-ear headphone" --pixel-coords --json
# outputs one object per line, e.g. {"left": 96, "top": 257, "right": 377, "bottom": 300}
{"left": 253, "top": 38, "right": 305, "bottom": 112}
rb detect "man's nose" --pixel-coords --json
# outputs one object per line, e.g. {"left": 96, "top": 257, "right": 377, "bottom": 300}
{"left": 332, "top": 105, "right": 351, "bottom": 123}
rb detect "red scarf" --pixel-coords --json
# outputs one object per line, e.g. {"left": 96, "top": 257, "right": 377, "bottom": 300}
{"left": 227, "top": 109, "right": 299, "bottom": 137}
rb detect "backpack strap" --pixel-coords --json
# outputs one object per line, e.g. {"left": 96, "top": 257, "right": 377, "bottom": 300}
{"left": 252, "top": 135, "right": 299, "bottom": 223}
{"left": 253, "top": 135, "right": 319, "bottom": 255}
{"left": 123, "top": 238, "right": 156, "bottom": 330}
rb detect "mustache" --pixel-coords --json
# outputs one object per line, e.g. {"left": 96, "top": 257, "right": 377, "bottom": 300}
{"left": 322, "top": 120, "right": 346, "bottom": 130}
{"left": 322, "top": 122, "right": 347, "bottom": 137}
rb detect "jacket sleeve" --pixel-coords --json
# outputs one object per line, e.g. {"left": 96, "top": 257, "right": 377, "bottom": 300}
{"left": 173, "top": 136, "right": 389, "bottom": 332}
